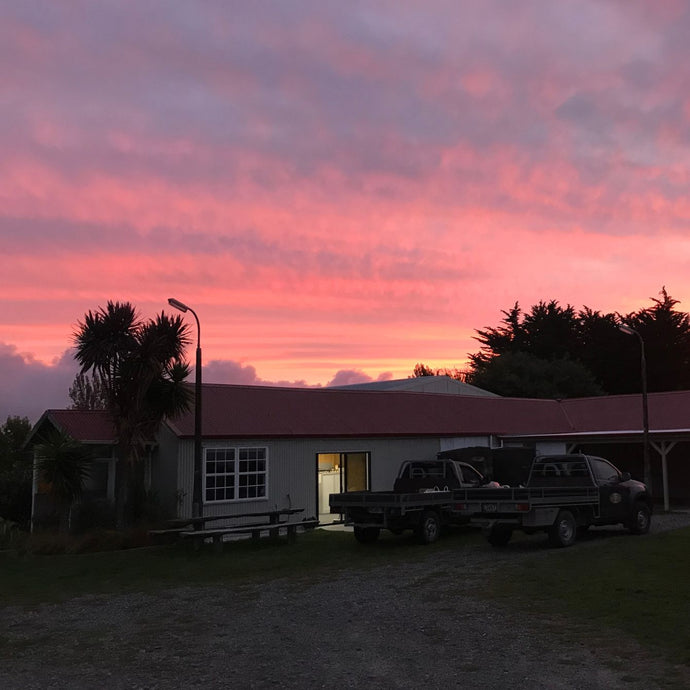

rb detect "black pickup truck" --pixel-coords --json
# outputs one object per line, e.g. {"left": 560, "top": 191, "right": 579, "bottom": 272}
{"left": 465, "top": 453, "right": 653, "bottom": 547}
{"left": 329, "top": 458, "right": 494, "bottom": 544}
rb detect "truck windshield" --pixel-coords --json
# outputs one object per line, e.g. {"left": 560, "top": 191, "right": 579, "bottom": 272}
{"left": 401, "top": 462, "right": 448, "bottom": 480}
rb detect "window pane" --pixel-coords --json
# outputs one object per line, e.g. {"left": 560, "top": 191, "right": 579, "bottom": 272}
{"left": 206, "top": 447, "right": 266, "bottom": 503}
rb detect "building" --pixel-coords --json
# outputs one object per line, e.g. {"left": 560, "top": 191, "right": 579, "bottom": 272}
{"left": 27, "top": 378, "right": 690, "bottom": 528}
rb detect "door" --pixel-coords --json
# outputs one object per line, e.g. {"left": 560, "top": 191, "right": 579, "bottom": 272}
{"left": 317, "top": 452, "right": 371, "bottom": 523}
{"left": 588, "top": 457, "right": 629, "bottom": 522}
{"left": 342, "top": 452, "right": 370, "bottom": 492}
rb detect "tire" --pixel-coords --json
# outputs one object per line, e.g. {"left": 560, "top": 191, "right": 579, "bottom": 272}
{"left": 487, "top": 526, "right": 513, "bottom": 547}
{"left": 353, "top": 526, "right": 380, "bottom": 544}
{"left": 548, "top": 510, "right": 577, "bottom": 548}
{"left": 628, "top": 502, "right": 651, "bottom": 535}
{"left": 416, "top": 511, "right": 441, "bottom": 544}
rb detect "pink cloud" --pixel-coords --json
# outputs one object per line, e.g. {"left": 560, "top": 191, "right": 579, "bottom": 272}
{"left": 2, "top": 0, "right": 690, "bottom": 410}
{"left": 0, "top": 344, "right": 76, "bottom": 422}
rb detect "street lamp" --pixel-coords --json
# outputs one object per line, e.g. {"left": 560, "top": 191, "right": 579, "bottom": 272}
{"left": 619, "top": 323, "right": 651, "bottom": 491}
{"left": 168, "top": 298, "right": 203, "bottom": 519}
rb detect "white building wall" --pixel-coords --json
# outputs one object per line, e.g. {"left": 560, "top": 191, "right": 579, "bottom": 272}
{"left": 173, "top": 435, "right": 455, "bottom": 519}
{"left": 535, "top": 440, "right": 568, "bottom": 455}
{"left": 439, "top": 436, "right": 492, "bottom": 452}
{"left": 171, "top": 434, "right": 545, "bottom": 520}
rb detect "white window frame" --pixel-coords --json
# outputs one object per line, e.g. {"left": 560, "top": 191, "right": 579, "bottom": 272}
{"left": 203, "top": 446, "right": 268, "bottom": 504}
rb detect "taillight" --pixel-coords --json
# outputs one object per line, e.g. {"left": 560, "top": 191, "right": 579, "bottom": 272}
{"left": 516, "top": 503, "right": 530, "bottom": 512}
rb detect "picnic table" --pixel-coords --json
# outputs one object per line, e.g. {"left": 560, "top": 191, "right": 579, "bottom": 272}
{"left": 149, "top": 508, "right": 318, "bottom": 551}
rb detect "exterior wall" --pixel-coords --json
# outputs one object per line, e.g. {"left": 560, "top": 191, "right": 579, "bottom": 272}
{"left": 534, "top": 441, "right": 567, "bottom": 456}
{"left": 176, "top": 436, "right": 320, "bottom": 521}
{"left": 169, "top": 434, "right": 577, "bottom": 521}
{"left": 315, "top": 437, "right": 443, "bottom": 491}
{"left": 439, "top": 436, "right": 492, "bottom": 452}
{"left": 174, "top": 435, "right": 454, "bottom": 520}
{"left": 154, "top": 425, "right": 183, "bottom": 518}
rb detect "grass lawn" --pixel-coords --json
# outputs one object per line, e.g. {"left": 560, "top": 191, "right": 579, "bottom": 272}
{"left": 0, "top": 527, "right": 478, "bottom": 605}
{"left": 483, "top": 527, "right": 690, "bottom": 665}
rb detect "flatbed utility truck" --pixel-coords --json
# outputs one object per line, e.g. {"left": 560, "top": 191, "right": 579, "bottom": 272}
{"left": 329, "top": 458, "right": 492, "bottom": 544}
{"left": 329, "top": 454, "right": 652, "bottom": 548}
{"left": 465, "top": 453, "right": 652, "bottom": 547}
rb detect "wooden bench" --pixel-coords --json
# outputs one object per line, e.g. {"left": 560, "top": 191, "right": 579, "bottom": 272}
{"left": 165, "top": 508, "right": 305, "bottom": 530}
{"left": 150, "top": 509, "right": 306, "bottom": 545}
{"left": 180, "top": 519, "right": 319, "bottom": 552}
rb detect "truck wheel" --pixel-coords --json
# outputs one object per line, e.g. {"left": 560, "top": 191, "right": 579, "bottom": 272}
{"left": 416, "top": 511, "right": 441, "bottom": 544}
{"left": 548, "top": 510, "right": 577, "bottom": 548}
{"left": 487, "top": 526, "right": 512, "bottom": 547}
{"left": 353, "top": 526, "right": 380, "bottom": 544}
{"left": 628, "top": 502, "right": 651, "bottom": 535}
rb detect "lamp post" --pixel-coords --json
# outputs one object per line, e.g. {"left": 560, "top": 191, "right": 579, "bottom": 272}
{"left": 168, "top": 298, "right": 203, "bottom": 519}
{"left": 619, "top": 323, "right": 651, "bottom": 491}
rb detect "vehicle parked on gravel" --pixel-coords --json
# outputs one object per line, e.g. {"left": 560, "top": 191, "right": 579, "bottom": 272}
{"left": 329, "top": 458, "right": 495, "bottom": 544}
{"left": 465, "top": 453, "right": 652, "bottom": 547}
{"left": 330, "top": 454, "right": 652, "bottom": 548}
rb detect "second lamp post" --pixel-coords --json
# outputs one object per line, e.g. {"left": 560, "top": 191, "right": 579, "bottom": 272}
{"left": 619, "top": 323, "right": 651, "bottom": 492}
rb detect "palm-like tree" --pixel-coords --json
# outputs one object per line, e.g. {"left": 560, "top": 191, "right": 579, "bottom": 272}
{"left": 73, "top": 301, "right": 193, "bottom": 527}
{"left": 35, "top": 429, "right": 93, "bottom": 532}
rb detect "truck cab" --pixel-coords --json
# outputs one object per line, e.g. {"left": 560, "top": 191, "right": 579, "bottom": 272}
{"left": 393, "top": 459, "right": 487, "bottom": 493}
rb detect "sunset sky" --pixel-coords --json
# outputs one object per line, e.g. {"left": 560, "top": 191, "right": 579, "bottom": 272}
{"left": 3, "top": 1, "right": 690, "bottom": 422}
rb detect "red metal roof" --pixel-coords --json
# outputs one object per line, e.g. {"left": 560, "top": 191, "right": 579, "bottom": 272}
{"left": 36, "top": 409, "right": 117, "bottom": 443}
{"left": 166, "top": 384, "right": 568, "bottom": 438}
{"left": 31, "top": 386, "right": 690, "bottom": 442}
{"left": 560, "top": 391, "right": 690, "bottom": 434}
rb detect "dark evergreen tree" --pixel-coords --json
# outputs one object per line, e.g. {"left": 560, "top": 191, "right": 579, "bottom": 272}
{"left": 466, "top": 289, "right": 690, "bottom": 398}
{"left": 469, "top": 352, "right": 603, "bottom": 398}
{"left": 623, "top": 288, "right": 690, "bottom": 393}
{"left": 0, "top": 416, "right": 33, "bottom": 527}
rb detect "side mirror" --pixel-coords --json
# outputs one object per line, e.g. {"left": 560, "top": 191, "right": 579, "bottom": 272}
{"left": 621, "top": 471, "right": 631, "bottom": 482}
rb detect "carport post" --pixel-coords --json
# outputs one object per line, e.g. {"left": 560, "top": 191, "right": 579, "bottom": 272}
{"left": 651, "top": 441, "right": 675, "bottom": 513}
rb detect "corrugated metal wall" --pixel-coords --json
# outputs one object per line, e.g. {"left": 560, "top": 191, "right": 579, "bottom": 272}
{"left": 153, "top": 425, "right": 183, "bottom": 517}
{"left": 170, "top": 434, "right": 570, "bottom": 522}
{"left": 173, "top": 434, "right": 474, "bottom": 520}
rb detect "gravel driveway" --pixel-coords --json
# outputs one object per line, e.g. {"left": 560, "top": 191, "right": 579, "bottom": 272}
{"left": 3, "top": 513, "right": 690, "bottom": 689}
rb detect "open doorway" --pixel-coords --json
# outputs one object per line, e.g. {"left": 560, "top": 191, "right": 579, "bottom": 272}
{"left": 317, "top": 451, "right": 370, "bottom": 523}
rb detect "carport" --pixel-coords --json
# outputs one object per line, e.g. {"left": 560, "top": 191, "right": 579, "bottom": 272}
{"left": 501, "top": 389, "right": 690, "bottom": 512}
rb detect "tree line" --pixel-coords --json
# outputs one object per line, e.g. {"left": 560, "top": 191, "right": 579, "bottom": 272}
{"left": 415, "top": 288, "right": 690, "bottom": 399}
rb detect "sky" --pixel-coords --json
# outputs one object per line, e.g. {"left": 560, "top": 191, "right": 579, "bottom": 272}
{"left": 3, "top": 0, "right": 690, "bottom": 423}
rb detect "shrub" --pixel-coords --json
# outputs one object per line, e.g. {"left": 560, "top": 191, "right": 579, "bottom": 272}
{"left": 73, "top": 498, "right": 117, "bottom": 533}
{"left": 0, "top": 517, "right": 27, "bottom": 550}
{"left": 23, "top": 527, "right": 156, "bottom": 554}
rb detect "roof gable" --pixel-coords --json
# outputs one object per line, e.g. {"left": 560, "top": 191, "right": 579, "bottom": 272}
{"left": 27, "top": 409, "right": 116, "bottom": 445}
{"left": 331, "top": 375, "right": 499, "bottom": 397}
